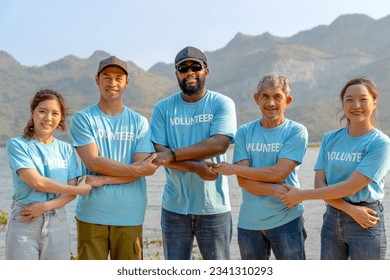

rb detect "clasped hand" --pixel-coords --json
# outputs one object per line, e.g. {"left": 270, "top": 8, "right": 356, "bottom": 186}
{"left": 279, "top": 184, "right": 302, "bottom": 207}
{"left": 212, "top": 161, "right": 236, "bottom": 175}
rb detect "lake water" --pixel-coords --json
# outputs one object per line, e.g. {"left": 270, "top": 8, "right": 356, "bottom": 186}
{"left": 0, "top": 147, "right": 389, "bottom": 260}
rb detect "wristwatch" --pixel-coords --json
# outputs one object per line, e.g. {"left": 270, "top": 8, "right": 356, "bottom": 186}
{"left": 170, "top": 148, "right": 177, "bottom": 161}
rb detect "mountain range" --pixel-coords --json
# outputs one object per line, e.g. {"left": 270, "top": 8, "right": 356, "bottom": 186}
{"left": 1, "top": 13, "right": 390, "bottom": 146}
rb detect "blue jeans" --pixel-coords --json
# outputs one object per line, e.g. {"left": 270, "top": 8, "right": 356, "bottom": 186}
{"left": 321, "top": 202, "right": 387, "bottom": 260}
{"left": 238, "top": 216, "right": 307, "bottom": 260}
{"left": 161, "top": 208, "right": 232, "bottom": 260}
{"left": 5, "top": 200, "right": 71, "bottom": 260}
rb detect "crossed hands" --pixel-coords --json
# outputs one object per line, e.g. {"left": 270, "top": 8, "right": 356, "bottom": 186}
{"left": 76, "top": 176, "right": 92, "bottom": 195}
{"left": 18, "top": 177, "right": 92, "bottom": 224}
{"left": 212, "top": 161, "right": 236, "bottom": 176}
{"left": 151, "top": 151, "right": 219, "bottom": 181}
{"left": 194, "top": 161, "right": 219, "bottom": 181}
{"left": 279, "top": 184, "right": 302, "bottom": 207}
{"left": 85, "top": 154, "right": 159, "bottom": 187}
{"left": 152, "top": 150, "right": 173, "bottom": 166}
{"left": 136, "top": 153, "right": 159, "bottom": 176}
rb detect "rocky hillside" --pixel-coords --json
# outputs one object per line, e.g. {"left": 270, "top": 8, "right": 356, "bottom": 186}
{"left": 1, "top": 13, "right": 389, "bottom": 146}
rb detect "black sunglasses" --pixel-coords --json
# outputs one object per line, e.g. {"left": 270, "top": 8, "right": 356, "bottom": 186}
{"left": 176, "top": 63, "right": 204, "bottom": 73}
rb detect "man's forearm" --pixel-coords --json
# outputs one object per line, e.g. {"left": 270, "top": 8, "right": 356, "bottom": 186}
{"left": 169, "top": 135, "right": 232, "bottom": 162}
{"left": 238, "top": 177, "right": 282, "bottom": 196}
{"left": 84, "top": 156, "right": 145, "bottom": 177}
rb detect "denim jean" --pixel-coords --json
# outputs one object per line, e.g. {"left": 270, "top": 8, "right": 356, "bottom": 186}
{"left": 238, "top": 216, "right": 307, "bottom": 260}
{"left": 321, "top": 202, "right": 387, "bottom": 260}
{"left": 5, "top": 200, "right": 71, "bottom": 260}
{"left": 161, "top": 208, "right": 232, "bottom": 260}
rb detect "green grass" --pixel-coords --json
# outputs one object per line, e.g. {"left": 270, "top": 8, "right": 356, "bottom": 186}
{"left": 0, "top": 209, "right": 8, "bottom": 231}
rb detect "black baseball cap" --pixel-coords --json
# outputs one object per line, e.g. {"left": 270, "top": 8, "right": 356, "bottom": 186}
{"left": 174, "top": 46, "right": 207, "bottom": 67}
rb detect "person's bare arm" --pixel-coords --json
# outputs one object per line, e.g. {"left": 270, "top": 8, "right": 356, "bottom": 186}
{"left": 237, "top": 176, "right": 288, "bottom": 196}
{"left": 152, "top": 134, "right": 232, "bottom": 166}
{"left": 213, "top": 158, "right": 297, "bottom": 183}
{"left": 18, "top": 168, "right": 91, "bottom": 195}
{"left": 231, "top": 160, "right": 288, "bottom": 196}
{"left": 281, "top": 170, "right": 372, "bottom": 203}
{"left": 153, "top": 144, "right": 218, "bottom": 181}
{"left": 173, "top": 134, "right": 232, "bottom": 161}
{"left": 314, "top": 170, "right": 379, "bottom": 228}
{"left": 86, "top": 153, "right": 158, "bottom": 187}
{"left": 76, "top": 142, "right": 157, "bottom": 177}
{"left": 19, "top": 178, "right": 86, "bottom": 223}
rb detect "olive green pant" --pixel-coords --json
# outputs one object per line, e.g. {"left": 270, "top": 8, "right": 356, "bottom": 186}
{"left": 76, "top": 219, "right": 143, "bottom": 260}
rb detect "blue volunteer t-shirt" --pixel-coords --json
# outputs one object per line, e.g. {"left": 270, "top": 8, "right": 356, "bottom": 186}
{"left": 233, "top": 119, "right": 308, "bottom": 230}
{"left": 6, "top": 136, "right": 80, "bottom": 205}
{"left": 150, "top": 90, "right": 237, "bottom": 215}
{"left": 314, "top": 127, "right": 390, "bottom": 203}
{"left": 70, "top": 104, "right": 155, "bottom": 226}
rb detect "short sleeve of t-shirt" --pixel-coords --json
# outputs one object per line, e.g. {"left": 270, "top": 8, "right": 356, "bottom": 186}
{"left": 209, "top": 94, "right": 236, "bottom": 141}
{"left": 70, "top": 110, "right": 95, "bottom": 147}
{"left": 278, "top": 123, "right": 308, "bottom": 165}
{"left": 150, "top": 101, "right": 168, "bottom": 147}
{"left": 134, "top": 115, "right": 155, "bottom": 154}
{"left": 356, "top": 139, "right": 390, "bottom": 184}
{"left": 314, "top": 132, "right": 330, "bottom": 171}
{"left": 6, "top": 138, "right": 36, "bottom": 172}
{"left": 232, "top": 126, "right": 248, "bottom": 163}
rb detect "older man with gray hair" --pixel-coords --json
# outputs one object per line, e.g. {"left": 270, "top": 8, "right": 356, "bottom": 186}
{"left": 214, "top": 73, "right": 308, "bottom": 260}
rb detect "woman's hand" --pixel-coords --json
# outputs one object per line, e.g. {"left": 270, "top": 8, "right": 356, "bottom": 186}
{"left": 348, "top": 205, "right": 379, "bottom": 228}
{"left": 19, "top": 202, "right": 48, "bottom": 224}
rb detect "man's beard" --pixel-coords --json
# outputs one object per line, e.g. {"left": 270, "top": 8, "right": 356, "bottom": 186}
{"left": 178, "top": 77, "right": 206, "bottom": 96}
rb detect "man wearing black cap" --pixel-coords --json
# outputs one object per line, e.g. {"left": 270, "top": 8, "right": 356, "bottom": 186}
{"left": 70, "top": 55, "right": 158, "bottom": 260}
{"left": 151, "top": 46, "right": 237, "bottom": 260}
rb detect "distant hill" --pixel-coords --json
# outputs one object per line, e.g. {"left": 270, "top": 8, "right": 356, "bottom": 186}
{"left": 1, "top": 13, "right": 390, "bottom": 146}
{"left": 0, "top": 50, "right": 176, "bottom": 145}
{"left": 149, "top": 13, "right": 390, "bottom": 140}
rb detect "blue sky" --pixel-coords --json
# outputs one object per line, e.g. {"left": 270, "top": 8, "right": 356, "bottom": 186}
{"left": 0, "top": 0, "right": 389, "bottom": 70}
